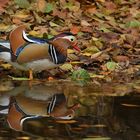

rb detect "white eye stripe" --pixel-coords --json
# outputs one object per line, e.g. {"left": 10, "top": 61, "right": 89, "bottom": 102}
{"left": 53, "top": 36, "right": 75, "bottom": 42}
{"left": 62, "top": 36, "right": 75, "bottom": 41}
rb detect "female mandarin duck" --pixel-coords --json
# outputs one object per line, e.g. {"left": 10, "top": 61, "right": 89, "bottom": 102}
{"left": 0, "top": 25, "right": 80, "bottom": 79}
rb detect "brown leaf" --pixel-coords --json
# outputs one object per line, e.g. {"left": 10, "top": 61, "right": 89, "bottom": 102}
{"left": 37, "top": 0, "right": 47, "bottom": 12}
{"left": 85, "top": 6, "right": 96, "bottom": 14}
{"left": 70, "top": 25, "right": 80, "bottom": 34}
{"left": 0, "top": 0, "right": 9, "bottom": 13}
{"left": 81, "top": 20, "right": 91, "bottom": 26}
{"left": 81, "top": 26, "right": 93, "bottom": 33}
{"left": 113, "top": 55, "right": 129, "bottom": 62}
{"left": 52, "top": 9, "right": 67, "bottom": 19}
{"left": 104, "top": 1, "right": 117, "bottom": 12}
{"left": 91, "top": 51, "right": 103, "bottom": 59}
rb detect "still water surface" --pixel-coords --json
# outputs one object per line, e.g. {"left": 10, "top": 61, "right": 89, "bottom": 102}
{"left": 0, "top": 79, "right": 140, "bottom": 140}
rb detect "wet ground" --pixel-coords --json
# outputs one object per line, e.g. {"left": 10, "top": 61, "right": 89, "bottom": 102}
{"left": 0, "top": 79, "right": 140, "bottom": 140}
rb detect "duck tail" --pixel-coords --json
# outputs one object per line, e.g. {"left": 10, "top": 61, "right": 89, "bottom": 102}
{"left": 0, "top": 105, "right": 9, "bottom": 114}
{"left": 0, "top": 41, "right": 11, "bottom": 62}
{"left": 0, "top": 40, "right": 10, "bottom": 52}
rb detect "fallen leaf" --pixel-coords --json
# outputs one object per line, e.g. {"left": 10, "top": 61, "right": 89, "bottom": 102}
{"left": 71, "top": 69, "right": 91, "bottom": 84}
{"left": 70, "top": 25, "right": 80, "bottom": 34}
{"left": 68, "top": 53, "right": 80, "bottom": 61}
{"left": 82, "top": 27, "right": 93, "bottom": 34}
{"left": 113, "top": 55, "right": 129, "bottom": 62}
{"left": 83, "top": 46, "right": 100, "bottom": 54}
{"left": 125, "top": 20, "right": 140, "bottom": 28}
{"left": 29, "top": 30, "right": 41, "bottom": 37}
{"left": 96, "top": 0, "right": 105, "bottom": 2}
{"left": 86, "top": 6, "right": 96, "bottom": 14}
{"left": 91, "top": 51, "right": 103, "bottom": 59}
{"left": 52, "top": 9, "right": 67, "bottom": 19}
{"left": 13, "top": 10, "right": 31, "bottom": 19}
{"left": 60, "top": 63, "right": 73, "bottom": 71}
{"left": 81, "top": 20, "right": 91, "bottom": 26}
{"left": 37, "top": 0, "right": 47, "bottom": 12}
{"left": 0, "top": 24, "right": 15, "bottom": 32}
{"left": 104, "top": 1, "right": 117, "bottom": 12}
{"left": 82, "top": 52, "right": 93, "bottom": 57}
{"left": 45, "top": 2, "right": 53, "bottom": 13}
{"left": 106, "top": 61, "right": 117, "bottom": 71}
{"left": 14, "top": 0, "right": 30, "bottom": 9}
{"left": 0, "top": 0, "right": 9, "bottom": 13}
{"left": 67, "top": 49, "right": 75, "bottom": 54}
{"left": 49, "top": 21, "right": 60, "bottom": 27}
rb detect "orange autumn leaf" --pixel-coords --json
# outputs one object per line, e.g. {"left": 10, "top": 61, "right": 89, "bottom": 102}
{"left": 86, "top": 7, "right": 96, "bottom": 14}
{"left": 70, "top": 25, "right": 80, "bottom": 34}
{"left": 48, "top": 76, "right": 54, "bottom": 81}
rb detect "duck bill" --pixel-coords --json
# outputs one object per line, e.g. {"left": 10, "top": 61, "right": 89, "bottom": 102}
{"left": 72, "top": 42, "right": 81, "bottom": 52}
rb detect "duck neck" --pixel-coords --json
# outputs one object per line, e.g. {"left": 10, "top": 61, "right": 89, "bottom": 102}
{"left": 48, "top": 44, "right": 67, "bottom": 64}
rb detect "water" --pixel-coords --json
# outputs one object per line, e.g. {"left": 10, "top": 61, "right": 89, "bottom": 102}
{"left": 0, "top": 79, "right": 140, "bottom": 140}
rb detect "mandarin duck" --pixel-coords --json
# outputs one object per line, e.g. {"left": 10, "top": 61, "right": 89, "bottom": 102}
{"left": 0, "top": 92, "right": 78, "bottom": 131}
{"left": 0, "top": 25, "right": 80, "bottom": 80}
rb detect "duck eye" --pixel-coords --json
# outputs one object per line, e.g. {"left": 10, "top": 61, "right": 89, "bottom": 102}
{"left": 70, "top": 38, "right": 74, "bottom": 42}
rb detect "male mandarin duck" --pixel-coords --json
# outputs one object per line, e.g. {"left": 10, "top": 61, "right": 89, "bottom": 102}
{"left": 0, "top": 25, "right": 80, "bottom": 79}
{"left": 0, "top": 93, "right": 79, "bottom": 131}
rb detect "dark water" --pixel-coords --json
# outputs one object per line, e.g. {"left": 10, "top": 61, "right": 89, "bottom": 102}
{"left": 0, "top": 79, "right": 140, "bottom": 140}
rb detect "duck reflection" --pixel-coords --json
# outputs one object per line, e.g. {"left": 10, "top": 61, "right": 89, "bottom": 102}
{"left": 0, "top": 81, "right": 79, "bottom": 131}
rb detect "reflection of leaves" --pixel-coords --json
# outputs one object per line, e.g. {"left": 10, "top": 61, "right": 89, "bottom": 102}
{"left": 83, "top": 137, "right": 111, "bottom": 140}
{"left": 1, "top": 63, "right": 11, "bottom": 69}
{"left": 14, "top": 0, "right": 30, "bottom": 8}
{"left": 55, "top": 120, "right": 77, "bottom": 124}
{"left": 9, "top": 76, "right": 30, "bottom": 81}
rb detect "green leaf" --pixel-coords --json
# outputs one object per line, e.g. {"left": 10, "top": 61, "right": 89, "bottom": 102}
{"left": 99, "top": 27, "right": 111, "bottom": 33}
{"left": 125, "top": 20, "right": 140, "bottom": 28}
{"left": 71, "top": 69, "right": 90, "bottom": 85}
{"left": 45, "top": 3, "right": 53, "bottom": 13}
{"left": 106, "top": 61, "right": 117, "bottom": 71}
{"left": 14, "top": 0, "right": 30, "bottom": 8}
{"left": 83, "top": 46, "right": 100, "bottom": 54}
{"left": 60, "top": 63, "right": 73, "bottom": 71}
{"left": 49, "top": 21, "right": 60, "bottom": 27}
{"left": 47, "top": 34, "right": 54, "bottom": 39}
{"left": 64, "top": 2, "right": 74, "bottom": 10}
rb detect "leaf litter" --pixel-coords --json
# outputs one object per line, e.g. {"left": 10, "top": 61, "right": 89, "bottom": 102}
{"left": 0, "top": 0, "right": 140, "bottom": 84}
